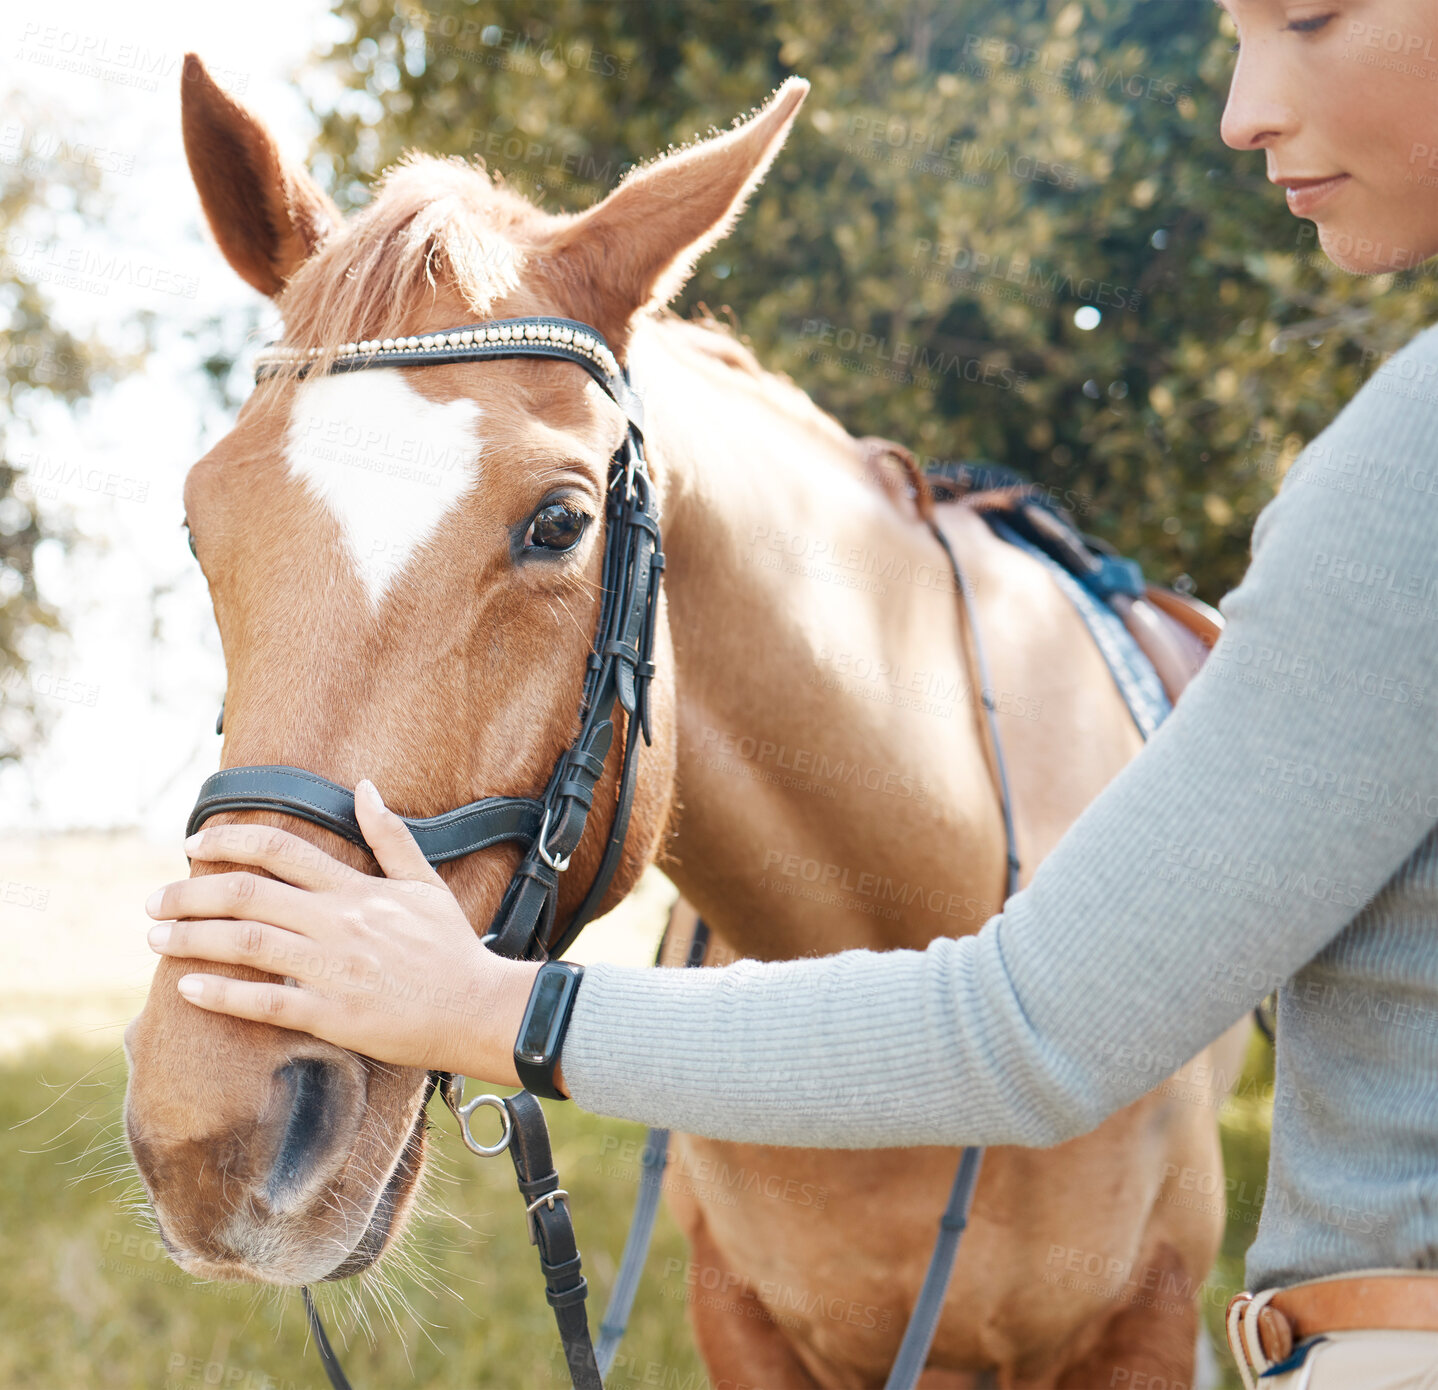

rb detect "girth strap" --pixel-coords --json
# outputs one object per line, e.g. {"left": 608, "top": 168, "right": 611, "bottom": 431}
{"left": 883, "top": 1148, "right": 984, "bottom": 1390}
{"left": 187, "top": 765, "right": 544, "bottom": 865}
{"left": 595, "top": 914, "right": 710, "bottom": 1375}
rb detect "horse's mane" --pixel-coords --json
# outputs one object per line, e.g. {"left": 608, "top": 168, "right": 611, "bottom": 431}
{"left": 650, "top": 310, "right": 858, "bottom": 455}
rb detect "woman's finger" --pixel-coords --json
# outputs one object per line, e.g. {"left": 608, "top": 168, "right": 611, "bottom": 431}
{"left": 175, "top": 971, "right": 330, "bottom": 1034}
{"left": 354, "top": 779, "right": 445, "bottom": 885}
{"left": 149, "top": 917, "right": 320, "bottom": 980}
{"left": 184, "top": 822, "right": 361, "bottom": 892}
{"left": 146, "top": 870, "right": 313, "bottom": 932}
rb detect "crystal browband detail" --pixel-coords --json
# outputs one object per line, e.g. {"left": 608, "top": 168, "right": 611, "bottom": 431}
{"left": 254, "top": 317, "right": 623, "bottom": 384}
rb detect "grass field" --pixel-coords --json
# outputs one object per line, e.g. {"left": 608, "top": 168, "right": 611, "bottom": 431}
{"left": 0, "top": 1032, "right": 1274, "bottom": 1390}
{"left": 0, "top": 1040, "right": 708, "bottom": 1390}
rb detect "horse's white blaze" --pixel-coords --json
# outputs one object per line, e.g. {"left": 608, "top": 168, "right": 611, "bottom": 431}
{"left": 284, "top": 370, "right": 482, "bottom": 608}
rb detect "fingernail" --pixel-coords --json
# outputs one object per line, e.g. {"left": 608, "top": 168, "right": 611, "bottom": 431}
{"left": 184, "top": 832, "right": 203, "bottom": 853}
{"left": 148, "top": 924, "right": 171, "bottom": 950}
{"left": 357, "top": 778, "right": 382, "bottom": 808}
{"left": 177, "top": 975, "right": 203, "bottom": 1001}
{"left": 145, "top": 889, "right": 164, "bottom": 916}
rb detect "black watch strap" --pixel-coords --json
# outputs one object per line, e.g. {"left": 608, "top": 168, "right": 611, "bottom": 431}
{"left": 514, "top": 961, "right": 585, "bottom": 1100}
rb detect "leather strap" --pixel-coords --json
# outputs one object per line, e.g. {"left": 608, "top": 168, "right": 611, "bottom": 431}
{"left": 257, "top": 315, "right": 645, "bottom": 433}
{"left": 595, "top": 913, "right": 711, "bottom": 1375}
{"left": 875, "top": 516, "right": 1017, "bottom": 1390}
{"left": 303, "top": 1286, "right": 356, "bottom": 1390}
{"left": 300, "top": 1068, "right": 445, "bottom": 1390}
{"left": 187, "top": 766, "right": 543, "bottom": 864}
{"left": 1234, "top": 1273, "right": 1438, "bottom": 1366}
{"left": 884, "top": 1148, "right": 984, "bottom": 1390}
{"left": 1144, "top": 584, "right": 1223, "bottom": 650}
{"left": 886, "top": 499, "right": 1184, "bottom": 1389}
{"left": 484, "top": 440, "right": 662, "bottom": 962}
{"left": 503, "top": 1090, "right": 603, "bottom": 1389}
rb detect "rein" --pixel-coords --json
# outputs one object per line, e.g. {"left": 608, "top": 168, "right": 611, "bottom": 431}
{"left": 182, "top": 315, "right": 1019, "bottom": 1390}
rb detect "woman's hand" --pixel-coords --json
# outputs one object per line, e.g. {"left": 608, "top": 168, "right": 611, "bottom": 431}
{"left": 144, "top": 778, "right": 540, "bottom": 1084}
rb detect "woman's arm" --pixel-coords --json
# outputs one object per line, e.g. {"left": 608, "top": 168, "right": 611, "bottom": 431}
{"left": 557, "top": 331, "right": 1438, "bottom": 1148}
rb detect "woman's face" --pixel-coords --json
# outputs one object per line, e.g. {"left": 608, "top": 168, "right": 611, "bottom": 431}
{"left": 1219, "top": 0, "right": 1438, "bottom": 272}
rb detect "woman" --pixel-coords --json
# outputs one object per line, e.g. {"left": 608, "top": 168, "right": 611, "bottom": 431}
{"left": 144, "top": 2, "right": 1438, "bottom": 1385}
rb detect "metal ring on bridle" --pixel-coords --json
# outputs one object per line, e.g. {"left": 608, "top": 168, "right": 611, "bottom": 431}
{"left": 456, "top": 1092, "right": 513, "bottom": 1157}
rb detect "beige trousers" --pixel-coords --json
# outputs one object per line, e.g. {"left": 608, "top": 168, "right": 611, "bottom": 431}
{"left": 1246, "top": 1329, "right": 1438, "bottom": 1388}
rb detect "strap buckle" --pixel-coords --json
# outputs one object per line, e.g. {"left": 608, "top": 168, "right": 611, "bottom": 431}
{"left": 622, "top": 438, "right": 640, "bottom": 501}
{"left": 524, "top": 1187, "right": 571, "bottom": 1246}
{"left": 534, "top": 805, "right": 573, "bottom": 872}
{"left": 1226, "top": 1289, "right": 1284, "bottom": 1390}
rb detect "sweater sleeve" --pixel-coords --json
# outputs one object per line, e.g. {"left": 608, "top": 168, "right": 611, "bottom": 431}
{"left": 560, "top": 331, "right": 1438, "bottom": 1149}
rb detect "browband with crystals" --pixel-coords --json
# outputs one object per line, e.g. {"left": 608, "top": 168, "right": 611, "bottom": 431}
{"left": 255, "top": 314, "right": 625, "bottom": 395}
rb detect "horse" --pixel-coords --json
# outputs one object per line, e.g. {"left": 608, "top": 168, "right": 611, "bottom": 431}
{"left": 123, "top": 55, "right": 1245, "bottom": 1389}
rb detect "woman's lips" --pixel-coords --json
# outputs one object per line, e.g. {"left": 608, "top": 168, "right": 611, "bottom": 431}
{"left": 1282, "top": 174, "right": 1351, "bottom": 218}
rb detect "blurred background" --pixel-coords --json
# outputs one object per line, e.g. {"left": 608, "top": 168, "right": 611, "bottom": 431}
{"left": 0, "top": 0, "right": 1409, "bottom": 1384}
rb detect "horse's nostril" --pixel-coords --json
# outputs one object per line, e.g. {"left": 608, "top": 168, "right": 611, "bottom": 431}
{"left": 267, "top": 1058, "right": 345, "bottom": 1204}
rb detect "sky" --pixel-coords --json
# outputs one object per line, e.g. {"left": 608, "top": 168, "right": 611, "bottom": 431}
{"left": 0, "top": 0, "right": 341, "bottom": 833}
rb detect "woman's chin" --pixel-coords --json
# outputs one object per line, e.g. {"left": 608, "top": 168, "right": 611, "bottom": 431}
{"left": 1315, "top": 220, "right": 1438, "bottom": 276}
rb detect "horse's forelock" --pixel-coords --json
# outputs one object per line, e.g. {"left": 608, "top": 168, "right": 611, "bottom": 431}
{"left": 272, "top": 155, "right": 557, "bottom": 372}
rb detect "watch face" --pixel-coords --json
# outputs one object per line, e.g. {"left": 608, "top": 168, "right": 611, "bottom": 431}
{"left": 519, "top": 969, "right": 570, "bottom": 1060}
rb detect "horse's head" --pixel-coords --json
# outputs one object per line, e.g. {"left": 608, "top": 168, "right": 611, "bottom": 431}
{"left": 123, "top": 55, "right": 807, "bottom": 1286}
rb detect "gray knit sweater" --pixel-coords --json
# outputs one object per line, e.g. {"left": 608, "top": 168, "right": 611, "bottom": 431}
{"left": 563, "top": 325, "right": 1438, "bottom": 1290}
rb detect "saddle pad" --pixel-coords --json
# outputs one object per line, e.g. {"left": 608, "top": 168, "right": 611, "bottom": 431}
{"left": 987, "top": 516, "right": 1173, "bottom": 741}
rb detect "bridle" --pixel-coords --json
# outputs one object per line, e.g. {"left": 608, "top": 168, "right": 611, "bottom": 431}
{"left": 187, "top": 315, "right": 664, "bottom": 963}
{"left": 184, "top": 316, "right": 665, "bottom": 1389}
{"left": 175, "top": 317, "right": 1033, "bottom": 1390}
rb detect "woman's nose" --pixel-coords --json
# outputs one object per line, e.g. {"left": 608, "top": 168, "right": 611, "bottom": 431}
{"left": 1220, "top": 46, "right": 1296, "bottom": 152}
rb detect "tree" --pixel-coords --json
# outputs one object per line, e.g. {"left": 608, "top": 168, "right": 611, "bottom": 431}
{"left": 0, "top": 99, "right": 118, "bottom": 766}
{"left": 302, "top": 0, "right": 1438, "bottom": 599}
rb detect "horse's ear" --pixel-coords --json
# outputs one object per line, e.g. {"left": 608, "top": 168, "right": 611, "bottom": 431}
{"left": 180, "top": 54, "right": 340, "bottom": 297}
{"left": 542, "top": 77, "right": 809, "bottom": 350}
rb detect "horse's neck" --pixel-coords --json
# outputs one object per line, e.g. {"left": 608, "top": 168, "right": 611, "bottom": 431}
{"left": 631, "top": 319, "right": 1008, "bottom": 960}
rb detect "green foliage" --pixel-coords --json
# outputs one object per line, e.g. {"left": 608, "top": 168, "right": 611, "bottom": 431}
{"left": 0, "top": 101, "right": 116, "bottom": 765}
{"left": 305, "top": 0, "right": 1438, "bottom": 601}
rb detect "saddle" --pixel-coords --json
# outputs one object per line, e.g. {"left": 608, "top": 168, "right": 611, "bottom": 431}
{"left": 861, "top": 442, "right": 1223, "bottom": 703}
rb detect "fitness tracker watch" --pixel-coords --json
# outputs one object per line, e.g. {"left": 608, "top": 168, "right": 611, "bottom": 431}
{"left": 513, "top": 960, "right": 585, "bottom": 1099}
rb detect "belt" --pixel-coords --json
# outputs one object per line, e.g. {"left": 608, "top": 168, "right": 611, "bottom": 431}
{"left": 1227, "top": 1271, "right": 1438, "bottom": 1387}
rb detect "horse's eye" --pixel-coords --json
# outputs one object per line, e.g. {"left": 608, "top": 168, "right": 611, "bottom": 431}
{"left": 525, "top": 503, "right": 588, "bottom": 552}
{"left": 183, "top": 520, "right": 198, "bottom": 559}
